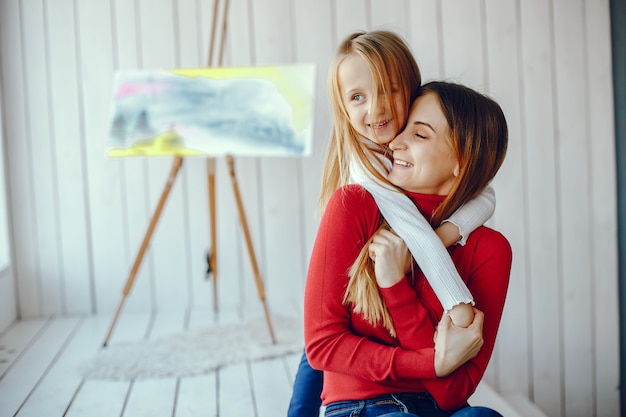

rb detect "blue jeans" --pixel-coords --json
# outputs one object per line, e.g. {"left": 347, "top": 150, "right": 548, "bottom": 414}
{"left": 287, "top": 351, "right": 502, "bottom": 417}
{"left": 377, "top": 412, "right": 501, "bottom": 417}
{"left": 376, "top": 410, "right": 502, "bottom": 417}
{"left": 323, "top": 393, "right": 503, "bottom": 417}
{"left": 287, "top": 350, "right": 323, "bottom": 417}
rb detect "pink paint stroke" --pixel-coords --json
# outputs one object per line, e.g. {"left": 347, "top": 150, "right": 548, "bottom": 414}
{"left": 115, "top": 81, "right": 171, "bottom": 99}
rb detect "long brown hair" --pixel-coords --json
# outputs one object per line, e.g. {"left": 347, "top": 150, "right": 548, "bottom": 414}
{"left": 344, "top": 81, "right": 508, "bottom": 336}
{"left": 319, "top": 30, "right": 421, "bottom": 212}
{"left": 424, "top": 82, "right": 508, "bottom": 227}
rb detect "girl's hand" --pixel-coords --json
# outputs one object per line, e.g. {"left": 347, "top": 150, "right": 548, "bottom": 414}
{"left": 368, "top": 228, "right": 412, "bottom": 288}
{"left": 433, "top": 308, "right": 484, "bottom": 377}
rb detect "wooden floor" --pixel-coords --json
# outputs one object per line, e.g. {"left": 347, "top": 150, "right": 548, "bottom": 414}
{"left": 0, "top": 309, "right": 547, "bottom": 417}
{"left": 0, "top": 308, "right": 304, "bottom": 417}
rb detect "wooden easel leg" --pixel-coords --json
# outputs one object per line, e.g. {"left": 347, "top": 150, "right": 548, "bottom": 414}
{"left": 207, "top": 157, "right": 218, "bottom": 311}
{"left": 226, "top": 155, "right": 276, "bottom": 344}
{"left": 102, "top": 156, "right": 184, "bottom": 347}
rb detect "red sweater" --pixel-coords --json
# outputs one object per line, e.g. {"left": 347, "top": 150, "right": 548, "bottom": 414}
{"left": 304, "top": 184, "right": 512, "bottom": 410}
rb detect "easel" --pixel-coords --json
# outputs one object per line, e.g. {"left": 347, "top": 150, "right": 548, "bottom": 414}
{"left": 102, "top": 0, "right": 276, "bottom": 347}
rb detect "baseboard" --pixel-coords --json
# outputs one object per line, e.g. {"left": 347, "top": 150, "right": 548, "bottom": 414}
{"left": 0, "top": 265, "right": 16, "bottom": 332}
{"left": 469, "top": 382, "right": 548, "bottom": 417}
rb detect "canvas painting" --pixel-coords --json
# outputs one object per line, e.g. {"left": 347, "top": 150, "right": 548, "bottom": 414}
{"left": 107, "top": 64, "right": 315, "bottom": 157}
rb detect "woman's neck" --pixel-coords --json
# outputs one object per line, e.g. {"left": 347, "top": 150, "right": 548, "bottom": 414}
{"left": 403, "top": 191, "right": 446, "bottom": 220}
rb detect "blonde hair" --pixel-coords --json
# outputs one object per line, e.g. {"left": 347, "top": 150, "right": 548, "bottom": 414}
{"left": 319, "top": 30, "right": 421, "bottom": 212}
{"left": 343, "top": 220, "right": 398, "bottom": 337}
{"left": 344, "top": 82, "right": 509, "bottom": 337}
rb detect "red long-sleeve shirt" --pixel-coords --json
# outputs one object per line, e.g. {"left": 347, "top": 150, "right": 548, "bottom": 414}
{"left": 304, "top": 184, "right": 512, "bottom": 410}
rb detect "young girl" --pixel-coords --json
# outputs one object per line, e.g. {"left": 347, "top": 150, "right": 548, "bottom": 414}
{"left": 288, "top": 30, "right": 495, "bottom": 417}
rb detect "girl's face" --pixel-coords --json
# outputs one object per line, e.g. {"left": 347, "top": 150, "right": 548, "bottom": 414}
{"left": 388, "top": 92, "right": 459, "bottom": 194}
{"left": 337, "top": 53, "right": 407, "bottom": 145}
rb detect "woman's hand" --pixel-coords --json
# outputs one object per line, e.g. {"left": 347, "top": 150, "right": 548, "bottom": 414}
{"left": 433, "top": 308, "right": 484, "bottom": 377}
{"left": 368, "top": 228, "right": 412, "bottom": 288}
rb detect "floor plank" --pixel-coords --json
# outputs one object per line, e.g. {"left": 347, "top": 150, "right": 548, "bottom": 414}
{"left": 284, "top": 351, "right": 301, "bottom": 385}
{"left": 64, "top": 312, "right": 152, "bottom": 417}
{"left": 175, "top": 308, "right": 220, "bottom": 416}
{"left": 175, "top": 375, "right": 218, "bottom": 417}
{"left": 0, "top": 319, "right": 48, "bottom": 379}
{"left": 0, "top": 317, "right": 80, "bottom": 417}
{"left": 118, "top": 310, "right": 187, "bottom": 417}
{"left": 13, "top": 316, "right": 102, "bottom": 417}
{"left": 124, "top": 379, "right": 178, "bottom": 417}
{"left": 218, "top": 362, "right": 255, "bottom": 416}
{"left": 64, "top": 379, "right": 129, "bottom": 417}
{"left": 250, "top": 356, "right": 293, "bottom": 417}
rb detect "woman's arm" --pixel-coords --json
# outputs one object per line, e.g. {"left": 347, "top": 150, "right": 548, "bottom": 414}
{"left": 416, "top": 230, "right": 512, "bottom": 410}
{"left": 374, "top": 227, "right": 511, "bottom": 410}
{"left": 377, "top": 274, "right": 484, "bottom": 377}
{"left": 304, "top": 185, "right": 438, "bottom": 381}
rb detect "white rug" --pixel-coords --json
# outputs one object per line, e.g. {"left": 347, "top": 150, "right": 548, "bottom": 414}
{"left": 81, "top": 314, "right": 303, "bottom": 380}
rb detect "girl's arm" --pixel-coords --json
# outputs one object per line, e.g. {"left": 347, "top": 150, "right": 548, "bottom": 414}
{"left": 426, "top": 185, "right": 497, "bottom": 326}
{"left": 376, "top": 184, "right": 495, "bottom": 327}
{"left": 371, "top": 228, "right": 475, "bottom": 330}
{"left": 352, "top": 157, "right": 484, "bottom": 325}
{"left": 440, "top": 185, "right": 496, "bottom": 246}
{"left": 359, "top": 183, "right": 474, "bottom": 312}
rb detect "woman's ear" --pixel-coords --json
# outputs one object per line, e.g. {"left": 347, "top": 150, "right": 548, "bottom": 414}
{"left": 453, "top": 163, "right": 460, "bottom": 177}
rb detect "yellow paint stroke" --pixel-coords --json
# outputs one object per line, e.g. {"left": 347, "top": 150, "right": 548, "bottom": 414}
{"left": 172, "top": 65, "right": 315, "bottom": 133}
{"left": 108, "top": 130, "right": 202, "bottom": 157}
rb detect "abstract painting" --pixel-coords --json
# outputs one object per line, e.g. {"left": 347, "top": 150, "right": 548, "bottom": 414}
{"left": 107, "top": 64, "right": 315, "bottom": 157}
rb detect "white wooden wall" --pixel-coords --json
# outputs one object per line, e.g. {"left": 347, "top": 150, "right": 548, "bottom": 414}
{"left": 0, "top": 77, "right": 16, "bottom": 333}
{"left": 0, "top": 0, "right": 620, "bottom": 416}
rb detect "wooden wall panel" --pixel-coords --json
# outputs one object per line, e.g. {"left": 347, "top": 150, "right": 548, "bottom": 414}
{"left": 21, "top": 0, "right": 65, "bottom": 316}
{"left": 111, "top": 0, "right": 154, "bottom": 314}
{"left": 0, "top": 80, "right": 15, "bottom": 333}
{"left": 0, "top": 0, "right": 620, "bottom": 415}
{"left": 370, "top": 0, "right": 407, "bottom": 31}
{"left": 440, "top": 0, "right": 485, "bottom": 89}
{"left": 75, "top": 0, "right": 128, "bottom": 315}
{"left": 333, "top": 0, "right": 370, "bottom": 42}
{"left": 553, "top": 1, "right": 595, "bottom": 415}
{"left": 250, "top": 0, "right": 304, "bottom": 308}
{"left": 292, "top": 0, "right": 333, "bottom": 304}
{"left": 1, "top": 0, "right": 41, "bottom": 317}
{"left": 518, "top": 0, "right": 563, "bottom": 415}
{"left": 484, "top": 0, "right": 530, "bottom": 395}
{"left": 46, "top": 0, "right": 93, "bottom": 315}
{"left": 407, "top": 0, "right": 442, "bottom": 81}
{"left": 585, "top": 1, "right": 621, "bottom": 416}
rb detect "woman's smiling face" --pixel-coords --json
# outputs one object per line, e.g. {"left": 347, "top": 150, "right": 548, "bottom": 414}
{"left": 387, "top": 92, "right": 460, "bottom": 194}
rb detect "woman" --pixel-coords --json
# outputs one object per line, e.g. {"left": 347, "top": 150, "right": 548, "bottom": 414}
{"left": 304, "top": 81, "right": 512, "bottom": 416}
